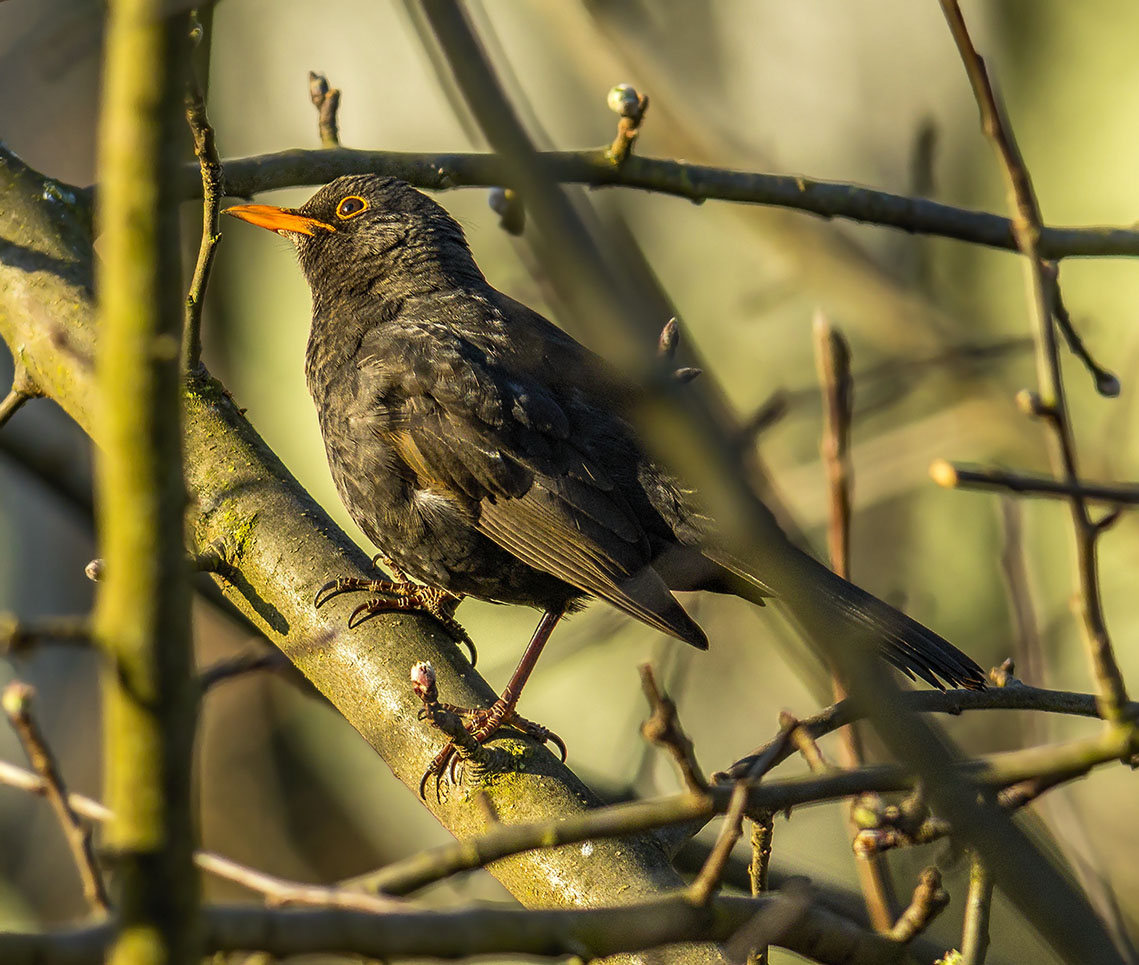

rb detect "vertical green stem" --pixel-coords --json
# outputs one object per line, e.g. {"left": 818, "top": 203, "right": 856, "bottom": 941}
{"left": 95, "top": 1, "right": 198, "bottom": 962}
{"left": 961, "top": 853, "right": 994, "bottom": 965}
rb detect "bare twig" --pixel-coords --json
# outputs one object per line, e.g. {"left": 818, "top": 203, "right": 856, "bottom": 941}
{"left": 721, "top": 683, "right": 1139, "bottom": 784}
{"left": 812, "top": 314, "right": 896, "bottom": 932}
{"left": 0, "top": 756, "right": 401, "bottom": 913}
{"left": 939, "top": 0, "right": 1130, "bottom": 723}
{"left": 690, "top": 779, "right": 749, "bottom": 905}
{"left": 960, "top": 853, "right": 994, "bottom": 965}
{"left": 745, "top": 811, "right": 776, "bottom": 965}
{"left": 0, "top": 760, "right": 113, "bottom": 823}
{"left": 931, "top": 460, "right": 1139, "bottom": 507}
{"left": 0, "top": 363, "right": 41, "bottom": 430}
{"left": 639, "top": 663, "right": 707, "bottom": 793}
{"left": 202, "top": 148, "right": 1139, "bottom": 259}
{"left": 606, "top": 83, "right": 649, "bottom": 165}
{"left": 814, "top": 313, "right": 854, "bottom": 582}
{"left": 2, "top": 683, "right": 110, "bottom": 912}
{"left": 852, "top": 768, "right": 1074, "bottom": 858}
{"left": 198, "top": 647, "right": 291, "bottom": 691}
{"left": 183, "top": 17, "right": 225, "bottom": 371}
{"left": 1, "top": 613, "right": 91, "bottom": 655}
{"left": 1044, "top": 261, "right": 1119, "bottom": 397}
{"left": 887, "top": 868, "right": 948, "bottom": 944}
{"left": 691, "top": 718, "right": 797, "bottom": 910}
{"left": 781, "top": 712, "right": 831, "bottom": 775}
{"left": 308, "top": 71, "right": 341, "bottom": 148}
{"left": 193, "top": 853, "right": 404, "bottom": 914}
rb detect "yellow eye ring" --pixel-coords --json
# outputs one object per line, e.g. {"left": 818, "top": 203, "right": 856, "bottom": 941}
{"left": 336, "top": 195, "right": 368, "bottom": 219}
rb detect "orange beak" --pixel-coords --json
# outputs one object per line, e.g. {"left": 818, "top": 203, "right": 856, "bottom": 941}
{"left": 224, "top": 203, "right": 335, "bottom": 237}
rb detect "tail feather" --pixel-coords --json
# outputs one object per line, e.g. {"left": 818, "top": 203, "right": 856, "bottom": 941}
{"left": 724, "top": 548, "right": 986, "bottom": 691}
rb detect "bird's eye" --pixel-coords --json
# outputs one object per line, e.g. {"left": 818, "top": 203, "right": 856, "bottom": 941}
{"left": 336, "top": 196, "right": 368, "bottom": 219}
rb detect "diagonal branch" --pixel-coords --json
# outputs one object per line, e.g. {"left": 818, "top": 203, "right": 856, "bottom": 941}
{"left": 2, "top": 684, "right": 110, "bottom": 913}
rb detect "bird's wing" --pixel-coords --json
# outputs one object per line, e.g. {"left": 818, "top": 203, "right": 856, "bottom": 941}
{"left": 357, "top": 325, "right": 707, "bottom": 647}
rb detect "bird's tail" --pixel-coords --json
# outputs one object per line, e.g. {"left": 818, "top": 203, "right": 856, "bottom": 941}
{"left": 713, "top": 546, "right": 986, "bottom": 691}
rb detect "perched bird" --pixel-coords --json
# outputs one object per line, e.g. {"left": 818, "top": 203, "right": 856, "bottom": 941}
{"left": 226, "top": 175, "right": 985, "bottom": 791}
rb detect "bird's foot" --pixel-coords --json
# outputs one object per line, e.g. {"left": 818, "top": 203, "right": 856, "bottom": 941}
{"left": 314, "top": 559, "right": 476, "bottom": 665}
{"left": 409, "top": 661, "right": 566, "bottom": 800}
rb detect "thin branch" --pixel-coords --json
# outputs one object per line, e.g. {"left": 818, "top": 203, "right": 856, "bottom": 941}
{"left": 192, "top": 853, "right": 405, "bottom": 914}
{"left": 745, "top": 812, "right": 776, "bottom": 965}
{"left": 0, "top": 756, "right": 404, "bottom": 913}
{"left": 198, "top": 147, "right": 1139, "bottom": 259}
{"left": 0, "top": 388, "right": 30, "bottom": 429}
{"left": 339, "top": 723, "right": 1121, "bottom": 901}
{"left": 1045, "top": 261, "right": 1119, "bottom": 397}
{"left": 308, "top": 71, "right": 341, "bottom": 148}
{"left": 183, "top": 18, "right": 225, "bottom": 371}
{"left": 1, "top": 613, "right": 91, "bottom": 655}
{"left": 2, "top": 683, "right": 110, "bottom": 912}
{"left": 812, "top": 312, "right": 897, "bottom": 931}
{"left": 887, "top": 868, "right": 948, "bottom": 944}
{"left": 931, "top": 460, "right": 1139, "bottom": 507}
{"left": 720, "top": 683, "right": 1139, "bottom": 782}
{"left": 782, "top": 711, "right": 832, "bottom": 774}
{"left": 639, "top": 662, "right": 707, "bottom": 793}
{"left": 0, "top": 363, "right": 41, "bottom": 430}
{"left": 939, "top": 0, "right": 1130, "bottom": 723}
{"left": 198, "top": 647, "right": 291, "bottom": 691}
{"left": 814, "top": 313, "right": 854, "bottom": 583}
{"left": 0, "top": 894, "right": 916, "bottom": 965}
{"left": 0, "top": 760, "right": 114, "bottom": 823}
{"left": 854, "top": 765, "right": 1082, "bottom": 858}
{"left": 690, "top": 780, "right": 750, "bottom": 905}
{"left": 960, "top": 853, "right": 994, "bottom": 965}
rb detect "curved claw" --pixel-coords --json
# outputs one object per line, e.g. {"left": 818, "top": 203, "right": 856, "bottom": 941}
{"left": 419, "top": 744, "right": 456, "bottom": 801}
{"left": 347, "top": 599, "right": 379, "bottom": 629}
{"left": 547, "top": 729, "right": 568, "bottom": 764}
{"left": 314, "top": 578, "right": 346, "bottom": 609}
{"left": 458, "top": 635, "right": 478, "bottom": 668}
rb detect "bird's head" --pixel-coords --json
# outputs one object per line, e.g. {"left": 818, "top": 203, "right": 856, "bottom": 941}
{"left": 224, "top": 175, "right": 482, "bottom": 296}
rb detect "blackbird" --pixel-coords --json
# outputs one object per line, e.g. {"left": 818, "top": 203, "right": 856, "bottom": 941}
{"left": 226, "top": 175, "right": 985, "bottom": 790}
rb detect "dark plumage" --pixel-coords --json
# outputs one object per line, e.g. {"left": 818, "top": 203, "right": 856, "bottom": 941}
{"left": 227, "top": 175, "right": 985, "bottom": 701}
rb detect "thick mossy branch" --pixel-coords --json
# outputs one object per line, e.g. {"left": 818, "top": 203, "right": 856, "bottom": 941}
{"left": 0, "top": 144, "right": 716, "bottom": 960}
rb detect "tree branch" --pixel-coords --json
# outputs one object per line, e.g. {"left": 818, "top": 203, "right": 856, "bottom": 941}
{"left": 202, "top": 147, "right": 1139, "bottom": 259}
{"left": 182, "top": 13, "right": 224, "bottom": 371}
{"left": 931, "top": 460, "right": 1139, "bottom": 507}
{"left": 0, "top": 895, "right": 917, "bottom": 965}
{"left": 2, "top": 683, "right": 110, "bottom": 913}
{"left": 938, "top": 0, "right": 1130, "bottom": 726}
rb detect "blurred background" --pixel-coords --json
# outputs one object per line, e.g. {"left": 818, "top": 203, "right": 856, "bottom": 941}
{"left": 2, "top": 1, "right": 1139, "bottom": 961}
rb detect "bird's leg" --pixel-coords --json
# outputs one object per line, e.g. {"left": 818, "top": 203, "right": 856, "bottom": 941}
{"left": 416, "top": 609, "right": 565, "bottom": 798}
{"left": 314, "top": 556, "right": 476, "bottom": 664}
